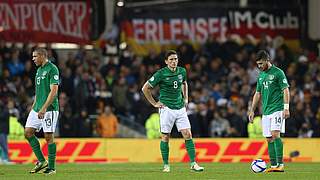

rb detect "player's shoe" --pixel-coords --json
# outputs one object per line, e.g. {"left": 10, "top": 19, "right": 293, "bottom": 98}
{"left": 162, "top": 164, "right": 170, "bottom": 172}
{"left": 190, "top": 162, "right": 204, "bottom": 172}
{"left": 274, "top": 164, "right": 285, "bottom": 172}
{"left": 265, "top": 164, "right": 284, "bottom": 173}
{"left": 43, "top": 168, "right": 56, "bottom": 175}
{"left": 29, "top": 160, "right": 48, "bottom": 174}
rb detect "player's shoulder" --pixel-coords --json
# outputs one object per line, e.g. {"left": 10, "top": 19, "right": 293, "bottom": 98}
{"left": 48, "top": 62, "right": 59, "bottom": 70}
{"left": 272, "top": 65, "right": 285, "bottom": 73}
{"left": 156, "top": 67, "right": 170, "bottom": 74}
{"left": 177, "top": 66, "right": 186, "bottom": 72}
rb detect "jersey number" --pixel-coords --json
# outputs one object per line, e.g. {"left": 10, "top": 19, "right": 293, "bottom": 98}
{"left": 274, "top": 117, "right": 282, "bottom": 124}
{"left": 173, "top": 81, "right": 178, "bottom": 89}
{"left": 45, "top": 118, "right": 52, "bottom": 127}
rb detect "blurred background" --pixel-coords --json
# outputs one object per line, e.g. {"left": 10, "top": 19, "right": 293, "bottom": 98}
{"left": 1, "top": 0, "right": 320, "bottom": 164}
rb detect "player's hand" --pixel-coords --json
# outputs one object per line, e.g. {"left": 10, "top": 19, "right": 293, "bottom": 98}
{"left": 247, "top": 111, "right": 254, "bottom": 123}
{"left": 283, "top": 109, "right": 290, "bottom": 119}
{"left": 38, "top": 109, "right": 46, "bottom": 119}
{"left": 154, "top": 102, "right": 165, "bottom": 108}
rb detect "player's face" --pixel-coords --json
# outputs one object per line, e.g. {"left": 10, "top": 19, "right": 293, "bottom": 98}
{"left": 165, "top": 54, "right": 178, "bottom": 69}
{"left": 32, "top": 52, "right": 44, "bottom": 66}
{"left": 256, "top": 60, "right": 268, "bottom": 71}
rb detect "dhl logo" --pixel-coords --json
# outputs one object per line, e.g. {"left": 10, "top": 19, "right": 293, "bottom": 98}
{"left": 9, "top": 141, "right": 107, "bottom": 164}
{"left": 9, "top": 139, "right": 314, "bottom": 163}
{"left": 180, "top": 141, "right": 291, "bottom": 163}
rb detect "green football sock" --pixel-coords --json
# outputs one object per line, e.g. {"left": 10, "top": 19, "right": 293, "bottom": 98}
{"left": 185, "top": 139, "right": 196, "bottom": 164}
{"left": 268, "top": 141, "right": 277, "bottom": 166}
{"left": 160, "top": 141, "right": 169, "bottom": 165}
{"left": 48, "top": 143, "right": 56, "bottom": 170}
{"left": 274, "top": 138, "right": 283, "bottom": 165}
{"left": 27, "top": 135, "right": 46, "bottom": 162}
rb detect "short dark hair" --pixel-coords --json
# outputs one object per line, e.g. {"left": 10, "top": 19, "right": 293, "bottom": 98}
{"left": 256, "top": 50, "right": 270, "bottom": 61}
{"left": 164, "top": 50, "right": 177, "bottom": 60}
{"left": 33, "top": 48, "right": 48, "bottom": 58}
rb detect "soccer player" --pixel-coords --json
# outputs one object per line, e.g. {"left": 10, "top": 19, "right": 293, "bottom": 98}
{"left": 142, "top": 50, "right": 204, "bottom": 172}
{"left": 248, "top": 50, "right": 290, "bottom": 172}
{"left": 24, "top": 48, "right": 59, "bottom": 175}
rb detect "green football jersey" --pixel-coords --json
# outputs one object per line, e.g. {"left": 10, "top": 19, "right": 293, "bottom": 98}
{"left": 256, "top": 65, "right": 289, "bottom": 115}
{"left": 33, "top": 61, "right": 60, "bottom": 112}
{"left": 148, "top": 66, "right": 187, "bottom": 109}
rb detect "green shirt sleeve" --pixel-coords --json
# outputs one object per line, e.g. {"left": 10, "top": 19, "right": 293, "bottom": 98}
{"left": 256, "top": 75, "right": 262, "bottom": 93}
{"left": 277, "top": 70, "right": 289, "bottom": 90}
{"left": 49, "top": 66, "right": 60, "bottom": 85}
{"left": 148, "top": 70, "right": 161, "bottom": 88}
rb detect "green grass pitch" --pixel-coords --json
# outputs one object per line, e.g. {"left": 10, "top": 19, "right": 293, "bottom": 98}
{"left": 0, "top": 163, "right": 320, "bottom": 180}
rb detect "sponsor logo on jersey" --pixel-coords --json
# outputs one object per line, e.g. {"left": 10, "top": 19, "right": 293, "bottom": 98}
{"left": 150, "top": 76, "right": 154, "bottom": 81}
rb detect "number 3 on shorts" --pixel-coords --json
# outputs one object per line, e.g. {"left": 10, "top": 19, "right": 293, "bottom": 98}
{"left": 45, "top": 118, "right": 52, "bottom": 127}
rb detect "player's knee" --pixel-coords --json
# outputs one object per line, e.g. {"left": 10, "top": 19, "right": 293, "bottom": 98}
{"left": 24, "top": 129, "right": 34, "bottom": 139}
{"left": 161, "top": 133, "right": 170, "bottom": 142}
{"left": 44, "top": 133, "right": 54, "bottom": 143}
{"left": 271, "top": 131, "right": 280, "bottom": 139}
{"left": 181, "top": 129, "right": 192, "bottom": 139}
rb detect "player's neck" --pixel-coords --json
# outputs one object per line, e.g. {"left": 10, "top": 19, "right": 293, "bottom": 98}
{"left": 167, "top": 66, "right": 177, "bottom": 72}
{"left": 266, "top": 62, "right": 272, "bottom": 70}
{"left": 41, "top": 59, "right": 49, "bottom": 67}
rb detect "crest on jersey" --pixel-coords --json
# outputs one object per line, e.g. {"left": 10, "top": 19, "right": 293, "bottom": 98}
{"left": 150, "top": 76, "right": 154, "bottom": 81}
{"left": 54, "top": 75, "right": 59, "bottom": 80}
{"left": 42, "top": 71, "right": 47, "bottom": 76}
{"left": 268, "top": 75, "right": 274, "bottom": 80}
{"left": 283, "top": 79, "right": 287, "bottom": 84}
{"left": 178, "top": 74, "right": 183, "bottom": 80}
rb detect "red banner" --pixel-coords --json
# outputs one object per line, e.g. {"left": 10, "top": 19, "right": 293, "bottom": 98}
{"left": 0, "top": 1, "right": 91, "bottom": 44}
{"left": 121, "top": 9, "right": 300, "bottom": 45}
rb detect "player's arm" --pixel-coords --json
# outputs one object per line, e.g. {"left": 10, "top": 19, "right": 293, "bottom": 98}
{"left": 142, "top": 82, "right": 164, "bottom": 108}
{"left": 31, "top": 96, "right": 36, "bottom": 110}
{"left": 283, "top": 87, "right": 290, "bottom": 119}
{"left": 181, "top": 81, "right": 188, "bottom": 105}
{"left": 38, "top": 84, "right": 59, "bottom": 119}
{"left": 248, "top": 92, "right": 261, "bottom": 123}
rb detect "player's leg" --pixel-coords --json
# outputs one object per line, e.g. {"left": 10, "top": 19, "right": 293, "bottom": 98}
{"left": 42, "top": 132, "right": 56, "bottom": 175}
{"left": 160, "top": 133, "right": 170, "bottom": 172}
{"left": 159, "top": 107, "right": 174, "bottom": 172}
{"left": 261, "top": 114, "right": 277, "bottom": 172}
{"left": 265, "top": 111, "right": 284, "bottom": 172}
{"left": 271, "top": 111, "right": 285, "bottom": 172}
{"left": 25, "top": 110, "right": 47, "bottom": 173}
{"left": 41, "top": 111, "right": 59, "bottom": 175}
{"left": 176, "top": 108, "right": 203, "bottom": 172}
{"left": 0, "top": 133, "right": 9, "bottom": 163}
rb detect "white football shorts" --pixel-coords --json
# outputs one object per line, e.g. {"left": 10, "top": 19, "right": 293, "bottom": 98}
{"left": 262, "top": 110, "right": 285, "bottom": 137}
{"left": 25, "top": 109, "right": 59, "bottom": 133}
{"left": 159, "top": 106, "right": 191, "bottom": 133}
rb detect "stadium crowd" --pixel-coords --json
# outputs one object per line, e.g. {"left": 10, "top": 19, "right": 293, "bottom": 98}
{"left": 0, "top": 34, "right": 320, "bottom": 138}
